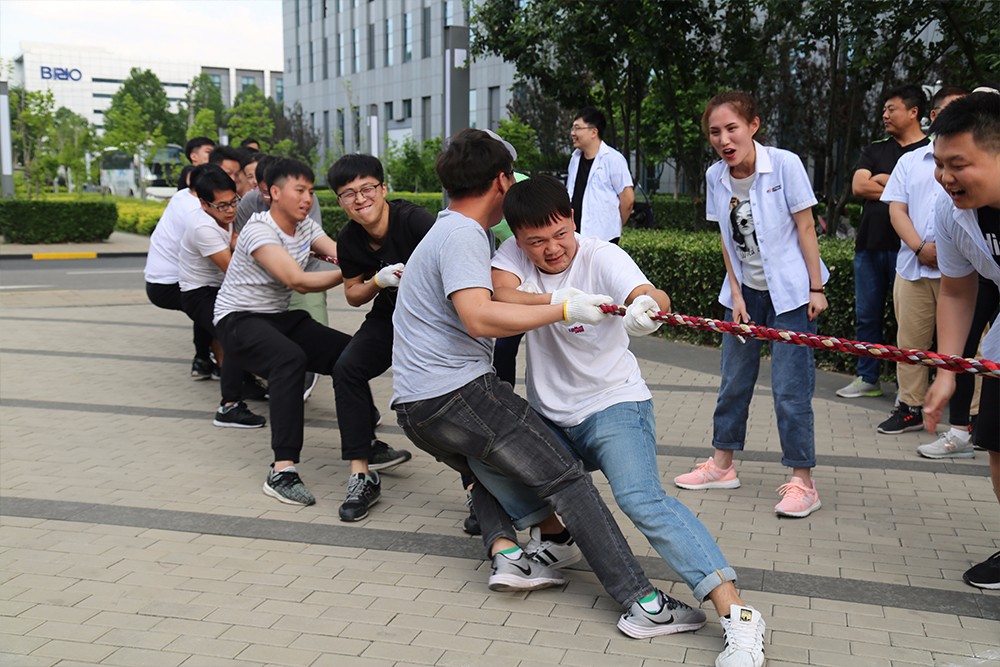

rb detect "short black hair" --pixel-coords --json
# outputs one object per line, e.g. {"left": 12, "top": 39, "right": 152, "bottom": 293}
{"left": 267, "top": 157, "right": 315, "bottom": 188}
{"left": 177, "top": 164, "right": 194, "bottom": 191}
{"left": 208, "top": 145, "right": 243, "bottom": 166}
{"left": 242, "top": 151, "right": 264, "bottom": 170}
{"left": 930, "top": 91, "right": 1000, "bottom": 154}
{"left": 885, "top": 84, "right": 928, "bottom": 120}
{"left": 327, "top": 154, "right": 385, "bottom": 192}
{"left": 184, "top": 137, "right": 216, "bottom": 161}
{"left": 192, "top": 164, "right": 237, "bottom": 202}
{"left": 240, "top": 138, "right": 260, "bottom": 149}
{"left": 255, "top": 154, "right": 277, "bottom": 185}
{"left": 931, "top": 86, "right": 969, "bottom": 111}
{"left": 503, "top": 175, "right": 571, "bottom": 233}
{"left": 574, "top": 107, "right": 607, "bottom": 139}
{"left": 435, "top": 128, "right": 512, "bottom": 199}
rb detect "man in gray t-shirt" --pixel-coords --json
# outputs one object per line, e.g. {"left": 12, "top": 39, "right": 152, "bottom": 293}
{"left": 391, "top": 129, "right": 697, "bottom": 635}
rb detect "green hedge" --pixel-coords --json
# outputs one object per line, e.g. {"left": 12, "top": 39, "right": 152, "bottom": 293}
{"left": 619, "top": 229, "right": 896, "bottom": 376}
{"left": 0, "top": 200, "right": 118, "bottom": 243}
{"left": 640, "top": 195, "right": 863, "bottom": 233}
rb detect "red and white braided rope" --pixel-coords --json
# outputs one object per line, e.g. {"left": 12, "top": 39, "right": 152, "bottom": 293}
{"left": 600, "top": 305, "right": 1000, "bottom": 378}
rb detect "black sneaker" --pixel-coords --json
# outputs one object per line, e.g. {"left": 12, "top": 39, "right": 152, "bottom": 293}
{"left": 963, "top": 551, "right": 1000, "bottom": 589}
{"left": 876, "top": 402, "right": 923, "bottom": 434}
{"left": 368, "top": 440, "right": 412, "bottom": 472}
{"left": 463, "top": 490, "right": 481, "bottom": 536}
{"left": 242, "top": 377, "right": 269, "bottom": 401}
{"left": 213, "top": 401, "right": 266, "bottom": 429}
{"left": 303, "top": 372, "right": 319, "bottom": 402}
{"left": 191, "top": 357, "right": 213, "bottom": 380}
{"left": 263, "top": 465, "right": 315, "bottom": 506}
{"left": 339, "top": 472, "right": 381, "bottom": 521}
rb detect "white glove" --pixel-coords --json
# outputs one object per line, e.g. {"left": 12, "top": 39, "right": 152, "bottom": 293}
{"left": 549, "top": 286, "right": 584, "bottom": 304}
{"left": 563, "top": 292, "right": 613, "bottom": 325}
{"left": 517, "top": 280, "right": 542, "bottom": 294}
{"left": 373, "top": 262, "right": 404, "bottom": 289}
{"left": 623, "top": 294, "right": 662, "bottom": 337}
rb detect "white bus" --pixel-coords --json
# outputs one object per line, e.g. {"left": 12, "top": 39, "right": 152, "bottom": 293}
{"left": 99, "top": 143, "right": 184, "bottom": 200}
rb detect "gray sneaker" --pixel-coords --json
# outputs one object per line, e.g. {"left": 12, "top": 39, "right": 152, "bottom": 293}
{"left": 488, "top": 551, "right": 565, "bottom": 592}
{"left": 525, "top": 526, "right": 583, "bottom": 569}
{"left": 836, "top": 376, "right": 883, "bottom": 398}
{"left": 917, "top": 431, "right": 975, "bottom": 459}
{"left": 617, "top": 589, "right": 707, "bottom": 638}
{"left": 368, "top": 440, "right": 412, "bottom": 472}
{"left": 262, "top": 466, "right": 316, "bottom": 506}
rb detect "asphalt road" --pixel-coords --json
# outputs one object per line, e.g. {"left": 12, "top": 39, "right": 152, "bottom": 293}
{"left": 0, "top": 256, "right": 147, "bottom": 291}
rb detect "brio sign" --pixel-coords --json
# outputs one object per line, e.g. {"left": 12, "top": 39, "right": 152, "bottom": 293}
{"left": 40, "top": 66, "right": 82, "bottom": 81}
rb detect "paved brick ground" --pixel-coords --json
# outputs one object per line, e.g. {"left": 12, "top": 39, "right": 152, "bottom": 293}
{"left": 1, "top": 271, "right": 998, "bottom": 666}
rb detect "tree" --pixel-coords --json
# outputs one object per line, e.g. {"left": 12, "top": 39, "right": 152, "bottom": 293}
{"left": 108, "top": 68, "right": 184, "bottom": 144}
{"left": 227, "top": 85, "right": 274, "bottom": 150}
{"left": 103, "top": 92, "right": 166, "bottom": 200}
{"left": 51, "top": 107, "right": 95, "bottom": 192}
{"left": 507, "top": 79, "right": 574, "bottom": 172}
{"left": 184, "top": 73, "right": 226, "bottom": 130}
{"left": 496, "top": 115, "right": 541, "bottom": 171}
{"left": 384, "top": 136, "right": 442, "bottom": 192}
{"left": 187, "top": 108, "right": 219, "bottom": 142}
{"left": 9, "top": 87, "right": 55, "bottom": 198}
{"left": 270, "top": 100, "right": 320, "bottom": 163}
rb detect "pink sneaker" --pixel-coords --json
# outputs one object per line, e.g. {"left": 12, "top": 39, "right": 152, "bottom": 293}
{"left": 673, "top": 458, "right": 740, "bottom": 490}
{"left": 774, "top": 477, "right": 821, "bottom": 517}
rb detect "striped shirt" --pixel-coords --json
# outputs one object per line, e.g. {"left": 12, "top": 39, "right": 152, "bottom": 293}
{"left": 213, "top": 211, "right": 327, "bottom": 325}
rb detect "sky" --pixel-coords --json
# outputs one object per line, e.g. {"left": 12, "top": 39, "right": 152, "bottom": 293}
{"left": 0, "top": 0, "right": 284, "bottom": 71}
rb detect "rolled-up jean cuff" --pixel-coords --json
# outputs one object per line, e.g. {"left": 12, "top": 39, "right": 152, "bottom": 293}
{"left": 711, "top": 440, "right": 746, "bottom": 452}
{"left": 512, "top": 506, "right": 554, "bottom": 532}
{"left": 692, "top": 566, "right": 739, "bottom": 602}
{"left": 780, "top": 456, "right": 815, "bottom": 469}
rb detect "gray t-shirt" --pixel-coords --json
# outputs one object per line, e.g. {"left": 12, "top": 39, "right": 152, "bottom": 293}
{"left": 213, "top": 211, "right": 327, "bottom": 325}
{"left": 391, "top": 209, "right": 496, "bottom": 406}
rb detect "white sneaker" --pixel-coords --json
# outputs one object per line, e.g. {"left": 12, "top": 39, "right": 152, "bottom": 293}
{"left": 716, "top": 604, "right": 765, "bottom": 667}
{"left": 917, "top": 430, "right": 975, "bottom": 459}
{"left": 835, "top": 376, "right": 882, "bottom": 398}
{"left": 525, "top": 526, "right": 583, "bottom": 569}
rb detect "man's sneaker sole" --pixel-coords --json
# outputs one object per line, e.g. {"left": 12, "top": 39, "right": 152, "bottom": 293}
{"left": 616, "top": 614, "right": 706, "bottom": 638}
{"left": 369, "top": 451, "right": 412, "bottom": 472}
{"left": 339, "top": 496, "right": 380, "bottom": 522}
{"left": 877, "top": 423, "right": 924, "bottom": 435}
{"left": 674, "top": 478, "right": 741, "bottom": 490}
{"left": 213, "top": 418, "right": 265, "bottom": 429}
{"left": 836, "top": 388, "right": 883, "bottom": 398}
{"left": 488, "top": 574, "right": 564, "bottom": 592}
{"left": 917, "top": 447, "right": 975, "bottom": 459}
{"left": 262, "top": 482, "right": 312, "bottom": 506}
{"left": 775, "top": 499, "right": 821, "bottom": 518}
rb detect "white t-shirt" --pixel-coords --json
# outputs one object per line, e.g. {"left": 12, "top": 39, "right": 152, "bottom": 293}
{"left": 492, "top": 235, "right": 652, "bottom": 427}
{"left": 178, "top": 214, "right": 231, "bottom": 291}
{"left": 728, "top": 173, "right": 767, "bottom": 290}
{"left": 213, "top": 211, "right": 327, "bottom": 325}
{"left": 880, "top": 143, "right": 941, "bottom": 281}
{"left": 144, "top": 189, "right": 204, "bottom": 284}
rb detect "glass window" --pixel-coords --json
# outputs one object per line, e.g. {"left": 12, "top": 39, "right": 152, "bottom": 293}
{"left": 368, "top": 23, "right": 376, "bottom": 70}
{"left": 403, "top": 13, "right": 413, "bottom": 63}
{"left": 385, "top": 18, "right": 394, "bottom": 67}
{"left": 322, "top": 37, "right": 329, "bottom": 80}
{"left": 337, "top": 108, "right": 345, "bottom": 151}
{"left": 385, "top": 101, "right": 393, "bottom": 122}
{"left": 209, "top": 74, "right": 222, "bottom": 89}
{"left": 443, "top": 0, "right": 453, "bottom": 28}
{"left": 296, "top": 46, "right": 302, "bottom": 85}
{"left": 353, "top": 107, "right": 361, "bottom": 151}
{"left": 488, "top": 86, "right": 500, "bottom": 130}
{"left": 403, "top": 98, "right": 412, "bottom": 119}
{"left": 422, "top": 96, "right": 432, "bottom": 140}
{"left": 275, "top": 78, "right": 284, "bottom": 103}
{"left": 337, "top": 33, "right": 344, "bottom": 77}
{"left": 309, "top": 41, "right": 315, "bottom": 82}
{"left": 422, "top": 7, "right": 431, "bottom": 58}
{"left": 241, "top": 76, "right": 256, "bottom": 92}
{"left": 353, "top": 28, "right": 360, "bottom": 73}
{"left": 468, "top": 89, "right": 477, "bottom": 128}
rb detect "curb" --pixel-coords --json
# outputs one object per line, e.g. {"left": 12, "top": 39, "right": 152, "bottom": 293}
{"left": 0, "top": 251, "right": 149, "bottom": 261}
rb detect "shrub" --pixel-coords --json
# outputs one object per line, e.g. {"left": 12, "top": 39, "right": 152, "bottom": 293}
{"left": 115, "top": 200, "right": 168, "bottom": 236}
{"left": 619, "top": 229, "right": 895, "bottom": 376}
{"left": 0, "top": 200, "right": 117, "bottom": 243}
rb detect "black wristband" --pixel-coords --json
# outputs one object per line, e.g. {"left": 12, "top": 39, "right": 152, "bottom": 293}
{"left": 809, "top": 286, "right": 825, "bottom": 294}
{"left": 916, "top": 240, "right": 926, "bottom": 256}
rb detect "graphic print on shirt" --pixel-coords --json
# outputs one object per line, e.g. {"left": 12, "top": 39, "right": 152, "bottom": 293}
{"left": 729, "top": 196, "right": 760, "bottom": 261}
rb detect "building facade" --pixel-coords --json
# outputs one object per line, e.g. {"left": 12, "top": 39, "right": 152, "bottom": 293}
{"left": 283, "top": 0, "right": 516, "bottom": 170}
{"left": 11, "top": 42, "right": 283, "bottom": 133}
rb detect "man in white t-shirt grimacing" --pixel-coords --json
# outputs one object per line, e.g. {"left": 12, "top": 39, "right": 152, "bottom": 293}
{"left": 177, "top": 164, "right": 266, "bottom": 430}
{"left": 473, "top": 175, "right": 766, "bottom": 667}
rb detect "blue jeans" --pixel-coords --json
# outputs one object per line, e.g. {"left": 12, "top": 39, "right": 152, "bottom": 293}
{"left": 713, "top": 286, "right": 817, "bottom": 469}
{"left": 394, "top": 373, "right": 652, "bottom": 608}
{"left": 854, "top": 249, "right": 897, "bottom": 383}
{"left": 472, "top": 400, "right": 737, "bottom": 601}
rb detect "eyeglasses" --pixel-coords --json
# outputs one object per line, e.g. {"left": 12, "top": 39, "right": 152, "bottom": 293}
{"left": 206, "top": 195, "right": 242, "bottom": 211}
{"left": 571, "top": 124, "right": 595, "bottom": 132}
{"left": 337, "top": 182, "right": 382, "bottom": 204}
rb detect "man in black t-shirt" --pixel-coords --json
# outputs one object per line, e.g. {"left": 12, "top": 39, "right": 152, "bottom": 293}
{"left": 839, "top": 85, "right": 929, "bottom": 400}
{"left": 329, "top": 154, "right": 433, "bottom": 522}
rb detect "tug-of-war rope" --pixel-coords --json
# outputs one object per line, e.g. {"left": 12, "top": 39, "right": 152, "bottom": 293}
{"left": 309, "top": 254, "right": 998, "bottom": 378}
{"left": 600, "top": 305, "right": 1000, "bottom": 378}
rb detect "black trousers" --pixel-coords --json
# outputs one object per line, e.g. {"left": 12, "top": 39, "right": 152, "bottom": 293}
{"left": 332, "top": 316, "right": 391, "bottom": 460}
{"left": 216, "top": 310, "right": 352, "bottom": 462}
{"left": 951, "top": 278, "right": 1000, "bottom": 428}
{"left": 179, "top": 286, "right": 243, "bottom": 404}
{"left": 146, "top": 281, "right": 213, "bottom": 361}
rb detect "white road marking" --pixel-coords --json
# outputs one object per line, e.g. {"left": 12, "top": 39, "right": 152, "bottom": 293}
{"left": 63, "top": 269, "right": 145, "bottom": 275}
{"left": 0, "top": 285, "right": 54, "bottom": 290}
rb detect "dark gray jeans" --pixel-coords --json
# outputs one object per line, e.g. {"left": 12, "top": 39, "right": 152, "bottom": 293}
{"left": 394, "top": 372, "right": 652, "bottom": 608}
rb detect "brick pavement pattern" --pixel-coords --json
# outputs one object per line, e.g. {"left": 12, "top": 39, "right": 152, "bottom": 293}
{"left": 1, "top": 265, "right": 998, "bottom": 667}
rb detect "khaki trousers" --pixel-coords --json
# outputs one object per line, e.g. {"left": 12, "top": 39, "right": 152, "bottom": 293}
{"left": 893, "top": 276, "right": 940, "bottom": 407}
